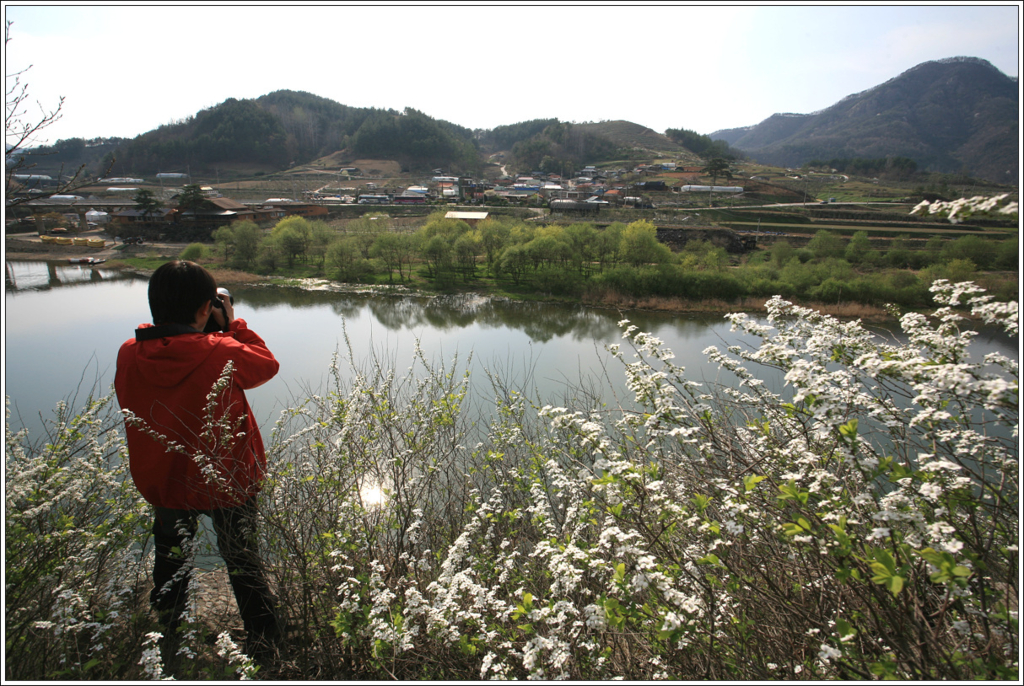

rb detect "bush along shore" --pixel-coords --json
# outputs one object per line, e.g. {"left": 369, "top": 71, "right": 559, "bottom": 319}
{"left": 89, "top": 194, "right": 1018, "bottom": 318}
{"left": 4, "top": 279, "right": 1017, "bottom": 680}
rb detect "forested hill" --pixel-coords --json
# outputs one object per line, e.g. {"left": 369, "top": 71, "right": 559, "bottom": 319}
{"left": 22, "top": 57, "right": 1019, "bottom": 182}
{"left": 103, "top": 91, "right": 480, "bottom": 176}
{"left": 711, "top": 57, "right": 1018, "bottom": 183}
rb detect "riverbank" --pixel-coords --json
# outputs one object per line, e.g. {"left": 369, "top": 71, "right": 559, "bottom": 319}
{"left": 4, "top": 234, "right": 895, "bottom": 321}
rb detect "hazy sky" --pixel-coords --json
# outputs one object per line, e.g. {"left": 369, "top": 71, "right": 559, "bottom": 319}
{"left": 4, "top": 3, "right": 1020, "bottom": 149}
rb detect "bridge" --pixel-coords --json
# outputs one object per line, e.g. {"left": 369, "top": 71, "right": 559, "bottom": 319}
{"left": 5, "top": 259, "right": 124, "bottom": 292}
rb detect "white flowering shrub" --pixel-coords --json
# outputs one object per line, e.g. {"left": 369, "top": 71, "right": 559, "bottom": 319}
{"left": 911, "top": 193, "right": 1018, "bottom": 224}
{"left": 4, "top": 393, "right": 151, "bottom": 679}
{"left": 6, "top": 280, "right": 1017, "bottom": 679}
{"left": 253, "top": 279, "right": 1017, "bottom": 680}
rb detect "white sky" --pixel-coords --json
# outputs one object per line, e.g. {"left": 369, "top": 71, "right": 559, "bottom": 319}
{"left": 4, "top": 2, "right": 1021, "bottom": 149}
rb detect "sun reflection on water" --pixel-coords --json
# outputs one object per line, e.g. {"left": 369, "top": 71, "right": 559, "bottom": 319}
{"left": 359, "top": 482, "right": 387, "bottom": 507}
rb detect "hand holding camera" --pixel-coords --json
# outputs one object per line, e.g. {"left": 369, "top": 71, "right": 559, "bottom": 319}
{"left": 205, "top": 287, "right": 235, "bottom": 333}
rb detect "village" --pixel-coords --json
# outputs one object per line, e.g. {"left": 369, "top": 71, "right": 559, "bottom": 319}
{"left": 10, "top": 158, "right": 753, "bottom": 239}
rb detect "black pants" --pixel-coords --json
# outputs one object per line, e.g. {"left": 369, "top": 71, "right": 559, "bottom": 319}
{"left": 151, "top": 497, "right": 279, "bottom": 642}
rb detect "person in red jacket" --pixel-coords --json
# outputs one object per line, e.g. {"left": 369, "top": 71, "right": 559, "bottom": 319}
{"left": 115, "top": 260, "right": 281, "bottom": 661}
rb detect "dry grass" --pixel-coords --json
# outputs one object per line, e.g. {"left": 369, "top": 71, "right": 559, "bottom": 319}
{"left": 204, "top": 268, "right": 266, "bottom": 286}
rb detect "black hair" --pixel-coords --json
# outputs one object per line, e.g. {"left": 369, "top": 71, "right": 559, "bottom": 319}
{"left": 148, "top": 260, "right": 218, "bottom": 325}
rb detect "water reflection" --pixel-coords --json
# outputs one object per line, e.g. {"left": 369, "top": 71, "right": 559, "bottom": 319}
{"left": 5, "top": 260, "right": 129, "bottom": 293}
{"left": 238, "top": 286, "right": 673, "bottom": 345}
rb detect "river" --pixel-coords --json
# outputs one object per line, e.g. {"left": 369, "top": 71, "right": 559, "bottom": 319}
{"left": 4, "top": 260, "right": 1017, "bottom": 444}
{"left": 4, "top": 261, "right": 760, "bottom": 441}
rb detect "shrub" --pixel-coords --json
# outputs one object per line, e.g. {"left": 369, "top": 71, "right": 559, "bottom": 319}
{"left": 5, "top": 281, "right": 1018, "bottom": 680}
{"left": 179, "top": 243, "right": 209, "bottom": 261}
{"left": 4, "top": 394, "right": 153, "bottom": 680}
{"left": 533, "top": 266, "right": 584, "bottom": 296}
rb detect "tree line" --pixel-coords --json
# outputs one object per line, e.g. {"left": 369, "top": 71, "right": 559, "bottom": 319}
{"left": 664, "top": 127, "right": 741, "bottom": 160}
{"left": 189, "top": 213, "right": 1017, "bottom": 309}
{"left": 508, "top": 122, "right": 626, "bottom": 174}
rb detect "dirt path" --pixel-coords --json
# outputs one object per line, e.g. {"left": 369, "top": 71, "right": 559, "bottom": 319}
{"left": 5, "top": 229, "right": 189, "bottom": 259}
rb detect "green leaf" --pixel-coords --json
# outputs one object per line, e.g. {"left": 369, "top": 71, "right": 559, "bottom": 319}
{"left": 782, "top": 517, "right": 812, "bottom": 537}
{"left": 778, "top": 481, "right": 810, "bottom": 505}
{"left": 836, "top": 618, "right": 856, "bottom": 640}
{"left": 866, "top": 549, "right": 906, "bottom": 596}
{"left": 690, "top": 493, "right": 712, "bottom": 513}
{"left": 828, "top": 520, "right": 852, "bottom": 550}
{"left": 915, "top": 547, "right": 972, "bottom": 585}
{"left": 870, "top": 659, "right": 898, "bottom": 679}
{"left": 743, "top": 474, "right": 766, "bottom": 492}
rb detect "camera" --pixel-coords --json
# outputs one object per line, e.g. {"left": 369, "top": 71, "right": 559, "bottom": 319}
{"left": 204, "top": 288, "right": 234, "bottom": 333}
{"left": 210, "top": 287, "right": 233, "bottom": 310}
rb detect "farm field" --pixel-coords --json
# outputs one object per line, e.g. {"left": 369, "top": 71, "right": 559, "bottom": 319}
{"left": 725, "top": 220, "right": 1011, "bottom": 238}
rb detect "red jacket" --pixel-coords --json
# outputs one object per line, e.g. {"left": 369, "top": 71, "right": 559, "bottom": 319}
{"left": 115, "top": 319, "right": 279, "bottom": 510}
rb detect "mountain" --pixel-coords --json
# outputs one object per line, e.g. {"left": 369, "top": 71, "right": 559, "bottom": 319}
{"left": 102, "top": 91, "right": 480, "bottom": 176}
{"left": 19, "top": 57, "right": 1018, "bottom": 183}
{"left": 711, "top": 57, "right": 1018, "bottom": 183}
{"left": 575, "top": 121, "right": 687, "bottom": 156}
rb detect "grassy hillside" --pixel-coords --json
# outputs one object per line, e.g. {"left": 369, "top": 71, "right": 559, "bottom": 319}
{"left": 577, "top": 121, "right": 699, "bottom": 161}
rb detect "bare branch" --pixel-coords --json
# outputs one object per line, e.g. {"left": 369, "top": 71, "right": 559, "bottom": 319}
{"left": 4, "top": 20, "right": 100, "bottom": 207}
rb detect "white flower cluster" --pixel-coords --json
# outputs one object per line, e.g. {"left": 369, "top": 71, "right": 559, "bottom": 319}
{"left": 215, "top": 631, "right": 258, "bottom": 680}
{"left": 911, "top": 193, "right": 1018, "bottom": 224}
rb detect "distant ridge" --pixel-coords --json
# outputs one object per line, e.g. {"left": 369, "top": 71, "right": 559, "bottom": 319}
{"left": 16, "top": 57, "right": 1018, "bottom": 183}
{"left": 711, "top": 57, "right": 1018, "bottom": 183}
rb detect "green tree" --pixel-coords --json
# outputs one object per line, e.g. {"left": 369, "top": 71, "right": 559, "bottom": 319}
{"left": 941, "top": 235, "right": 994, "bottom": 270}
{"left": 372, "top": 231, "right": 417, "bottom": 283}
{"left": 133, "top": 189, "right": 162, "bottom": 222}
{"left": 422, "top": 234, "right": 453, "bottom": 280}
{"left": 231, "top": 220, "right": 261, "bottom": 270}
{"left": 994, "top": 237, "right": 1018, "bottom": 270}
{"left": 807, "top": 229, "right": 846, "bottom": 260}
{"left": 327, "top": 236, "right": 372, "bottom": 281}
{"left": 212, "top": 224, "right": 235, "bottom": 261}
{"left": 272, "top": 216, "right": 311, "bottom": 267}
{"left": 345, "top": 213, "right": 389, "bottom": 259}
{"left": 453, "top": 232, "right": 482, "bottom": 281}
{"left": 257, "top": 232, "right": 283, "bottom": 272}
{"left": 620, "top": 220, "right": 672, "bottom": 267}
{"left": 497, "top": 243, "right": 530, "bottom": 285}
{"left": 845, "top": 231, "right": 871, "bottom": 264}
{"left": 177, "top": 184, "right": 208, "bottom": 222}
{"left": 564, "top": 222, "right": 597, "bottom": 276}
{"left": 770, "top": 240, "right": 794, "bottom": 268}
{"left": 308, "top": 220, "right": 335, "bottom": 270}
{"left": 594, "top": 222, "right": 624, "bottom": 272}
{"left": 526, "top": 234, "right": 568, "bottom": 270}
{"left": 886, "top": 235, "right": 912, "bottom": 269}
{"left": 478, "top": 218, "right": 511, "bottom": 268}
{"left": 680, "top": 240, "right": 728, "bottom": 272}
{"left": 275, "top": 225, "right": 305, "bottom": 268}
{"left": 701, "top": 158, "right": 733, "bottom": 207}
{"left": 179, "top": 243, "right": 208, "bottom": 261}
